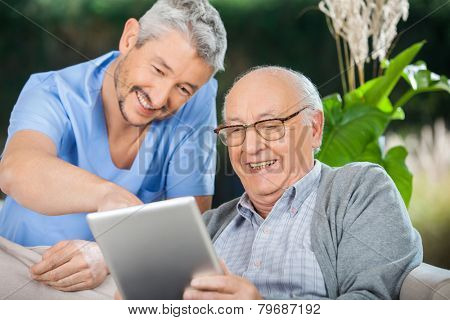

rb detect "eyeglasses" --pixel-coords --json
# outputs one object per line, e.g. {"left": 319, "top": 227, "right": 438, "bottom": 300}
{"left": 214, "top": 106, "right": 309, "bottom": 147}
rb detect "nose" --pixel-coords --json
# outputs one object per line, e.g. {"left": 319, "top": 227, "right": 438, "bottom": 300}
{"left": 149, "top": 81, "right": 171, "bottom": 109}
{"left": 241, "top": 127, "right": 266, "bottom": 155}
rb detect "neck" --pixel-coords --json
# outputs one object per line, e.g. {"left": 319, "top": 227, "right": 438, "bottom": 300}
{"left": 247, "top": 188, "right": 285, "bottom": 219}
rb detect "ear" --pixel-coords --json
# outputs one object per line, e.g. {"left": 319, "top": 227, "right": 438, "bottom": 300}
{"left": 311, "top": 110, "right": 324, "bottom": 149}
{"left": 118, "top": 18, "right": 140, "bottom": 55}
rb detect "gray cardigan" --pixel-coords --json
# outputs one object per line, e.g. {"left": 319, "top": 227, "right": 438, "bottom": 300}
{"left": 203, "top": 162, "right": 423, "bottom": 299}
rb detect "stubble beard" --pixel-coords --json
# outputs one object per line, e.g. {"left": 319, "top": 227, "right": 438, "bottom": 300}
{"left": 113, "top": 58, "right": 152, "bottom": 128}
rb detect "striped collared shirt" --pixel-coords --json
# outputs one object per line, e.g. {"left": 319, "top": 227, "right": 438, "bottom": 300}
{"left": 213, "top": 161, "right": 327, "bottom": 299}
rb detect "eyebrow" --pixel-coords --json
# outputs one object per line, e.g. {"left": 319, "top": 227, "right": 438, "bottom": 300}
{"left": 154, "top": 56, "right": 173, "bottom": 74}
{"left": 154, "top": 56, "right": 199, "bottom": 92}
{"left": 226, "top": 112, "right": 276, "bottom": 124}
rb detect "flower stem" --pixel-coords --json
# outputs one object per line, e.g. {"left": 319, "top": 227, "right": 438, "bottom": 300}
{"left": 357, "top": 64, "right": 365, "bottom": 86}
{"left": 394, "top": 89, "right": 416, "bottom": 109}
{"left": 344, "top": 41, "right": 355, "bottom": 91}
{"left": 335, "top": 35, "right": 348, "bottom": 94}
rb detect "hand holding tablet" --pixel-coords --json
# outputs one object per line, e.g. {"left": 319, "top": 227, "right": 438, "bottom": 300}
{"left": 87, "top": 197, "right": 222, "bottom": 300}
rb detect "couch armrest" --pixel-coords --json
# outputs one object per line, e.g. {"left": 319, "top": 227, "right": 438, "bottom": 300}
{"left": 400, "top": 263, "right": 450, "bottom": 300}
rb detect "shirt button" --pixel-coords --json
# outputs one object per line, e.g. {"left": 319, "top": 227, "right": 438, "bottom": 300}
{"left": 290, "top": 207, "right": 298, "bottom": 214}
{"left": 263, "top": 227, "right": 270, "bottom": 234}
{"left": 254, "top": 260, "right": 261, "bottom": 268}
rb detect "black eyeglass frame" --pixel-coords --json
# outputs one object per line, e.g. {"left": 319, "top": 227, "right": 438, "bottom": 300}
{"left": 213, "top": 106, "right": 309, "bottom": 147}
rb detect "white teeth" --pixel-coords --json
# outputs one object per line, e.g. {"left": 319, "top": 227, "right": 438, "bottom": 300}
{"left": 136, "top": 91, "right": 152, "bottom": 110}
{"left": 249, "top": 160, "right": 276, "bottom": 170}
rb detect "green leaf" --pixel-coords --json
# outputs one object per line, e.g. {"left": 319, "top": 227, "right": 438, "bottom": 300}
{"left": 344, "top": 78, "right": 379, "bottom": 108}
{"left": 377, "top": 97, "right": 405, "bottom": 120}
{"left": 319, "top": 94, "right": 412, "bottom": 206}
{"left": 343, "top": 77, "right": 403, "bottom": 118}
{"left": 317, "top": 103, "right": 390, "bottom": 167}
{"left": 364, "top": 41, "right": 425, "bottom": 106}
{"left": 391, "top": 107, "right": 405, "bottom": 120}
{"left": 322, "top": 93, "right": 343, "bottom": 127}
{"left": 355, "top": 140, "right": 383, "bottom": 164}
{"left": 395, "top": 60, "right": 450, "bottom": 108}
{"left": 349, "top": 139, "right": 412, "bottom": 207}
{"left": 382, "top": 146, "right": 413, "bottom": 207}
{"left": 402, "top": 61, "right": 450, "bottom": 93}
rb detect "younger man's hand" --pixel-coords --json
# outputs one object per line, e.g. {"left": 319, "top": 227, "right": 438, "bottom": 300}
{"left": 30, "top": 240, "right": 108, "bottom": 292}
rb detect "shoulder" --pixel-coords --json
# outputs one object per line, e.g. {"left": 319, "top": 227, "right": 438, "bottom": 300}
{"left": 202, "top": 197, "right": 240, "bottom": 237}
{"left": 15, "top": 72, "right": 62, "bottom": 110}
{"left": 316, "top": 161, "right": 400, "bottom": 221}
{"left": 19, "top": 52, "right": 116, "bottom": 104}
{"left": 203, "top": 197, "right": 240, "bottom": 223}
{"left": 319, "top": 161, "right": 392, "bottom": 193}
{"left": 317, "top": 161, "right": 406, "bottom": 229}
{"left": 22, "top": 72, "right": 57, "bottom": 93}
{"left": 54, "top": 52, "right": 117, "bottom": 100}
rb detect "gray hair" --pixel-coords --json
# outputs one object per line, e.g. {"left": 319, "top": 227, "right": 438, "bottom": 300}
{"left": 136, "top": 0, "right": 227, "bottom": 74}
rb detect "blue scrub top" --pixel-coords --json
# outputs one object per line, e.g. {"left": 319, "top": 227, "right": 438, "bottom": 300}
{"left": 0, "top": 51, "right": 217, "bottom": 246}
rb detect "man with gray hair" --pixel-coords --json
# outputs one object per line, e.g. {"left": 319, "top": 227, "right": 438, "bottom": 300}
{"left": 183, "top": 66, "right": 422, "bottom": 299}
{"left": 0, "top": 0, "right": 226, "bottom": 292}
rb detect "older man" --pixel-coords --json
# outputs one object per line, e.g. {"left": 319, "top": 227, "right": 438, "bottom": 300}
{"left": 0, "top": 0, "right": 226, "bottom": 292}
{"left": 184, "top": 66, "right": 422, "bottom": 300}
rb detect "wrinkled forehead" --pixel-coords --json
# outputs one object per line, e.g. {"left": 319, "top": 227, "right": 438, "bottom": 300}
{"left": 224, "top": 71, "right": 303, "bottom": 123}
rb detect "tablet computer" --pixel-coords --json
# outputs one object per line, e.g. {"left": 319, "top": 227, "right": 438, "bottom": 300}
{"left": 86, "top": 197, "right": 222, "bottom": 300}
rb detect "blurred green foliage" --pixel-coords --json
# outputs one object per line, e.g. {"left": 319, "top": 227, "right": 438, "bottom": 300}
{"left": 410, "top": 173, "right": 450, "bottom": 269}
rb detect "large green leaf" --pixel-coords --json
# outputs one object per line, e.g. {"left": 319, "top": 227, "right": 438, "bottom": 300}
{"left": 319, "top": 94, "right": 412, "bottom": 206}
{"left": 364, "top": 41, "right": 425, "bottom": 107}
{"left": 317, "top": 99, "right": 390, "bottom": 167}
{"left": 343, "top": 73, "right": 404, "bottom": 119}
{"left": 355, "top": 140, "right": 383, "bottom": 164}
{"left": 383, "top": 146, "right": 413, "bottom": 207}
{"left": 394, "top": 60, "right": 450, "bottom": 108}
{"left": 355, "top": 140, "right": 412, "bottom": 206}
{"left": 344, "top": 78, "right": 380, "bottom": 107}
{"left": 322, "top": 93, "right": 343, "bottom": 125}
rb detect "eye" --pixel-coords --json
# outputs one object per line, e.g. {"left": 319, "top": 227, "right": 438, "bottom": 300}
{"left": 177, "top": 85, "right": 192, "bottom": 97}
{"left": 153, "top": 65, "right": 164, "bottom": 76}
{"left": 259, "top": 121, "right": 282, "bottom": 130}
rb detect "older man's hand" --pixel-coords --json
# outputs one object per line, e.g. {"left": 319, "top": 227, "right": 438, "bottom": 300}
{"left": 183, "top": 262, "right": 262, "bottom": 300}
{"left": 114, "top": 290, "right": 123, "bottom": 300}
{"left": 30, "top": 240, "right": 108, "bottom": 292}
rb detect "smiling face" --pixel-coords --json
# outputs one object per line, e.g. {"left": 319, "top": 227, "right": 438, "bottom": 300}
{"left": 113, "top": 19, "right": 213, "bottom": 127}
{"left": 224, "top": 69, "right": 323, "bottom": 199}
